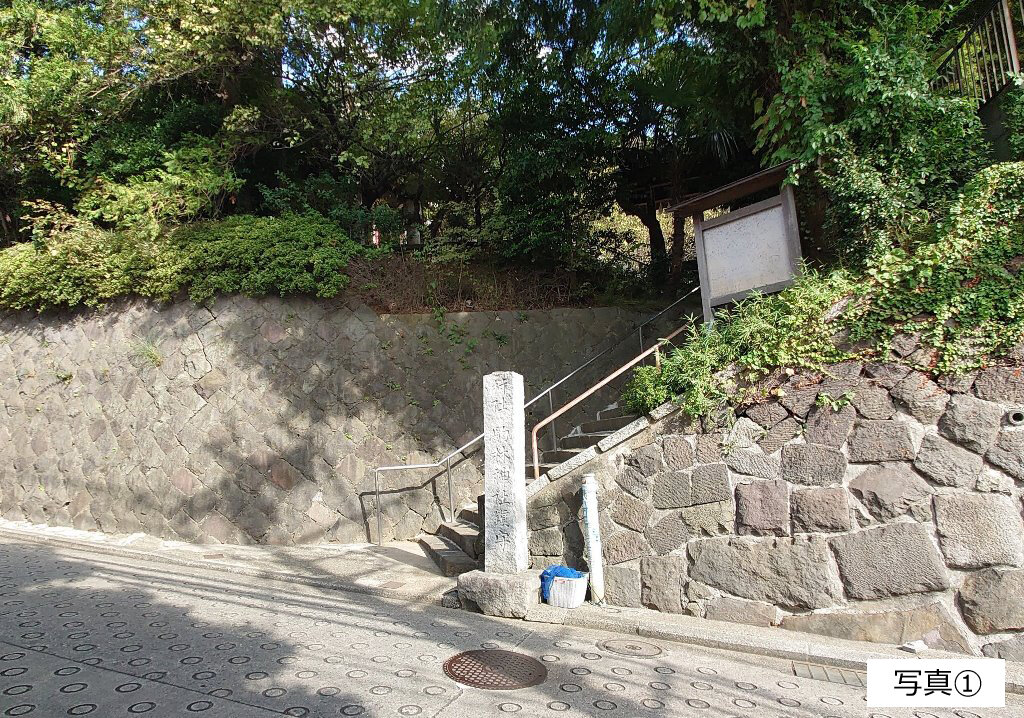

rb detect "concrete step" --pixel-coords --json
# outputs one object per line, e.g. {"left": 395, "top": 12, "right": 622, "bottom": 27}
{"left": 437, "top": 521, "right": 481, "bottom": 560}
{"left": 559, "top": 432, "right": 611, "bottom": 449}
{"left": 458, "top": 504, "right": 481, "bottom": 528}
{"left": 597, "top": 404, "right": 634, "bottom": 421}
{"left": 542, "top": 449, "right": 584, "bottom": 463}
{"left": 418, "top": 534, "right": 478, "bottom": 577}
{"left": 579, "top": 415, "right": 637, "bottom": 434}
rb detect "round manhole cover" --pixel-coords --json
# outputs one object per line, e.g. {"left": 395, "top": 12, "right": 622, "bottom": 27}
{"left": 443, "top": 650, "right": 547, "bottom": 690}
{"left": 598, "top": 639, "right": 663, "bottom": 658}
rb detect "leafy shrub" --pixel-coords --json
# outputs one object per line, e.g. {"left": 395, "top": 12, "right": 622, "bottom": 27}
{"left": 1005, "top": 83, "right": 1024, "bottom": 161}
{"left": 77, "top": 135, "right": 244, "bottom": 240}
{"left": 167, "top": 213, "right": 365, "bottom": 302}
{"left": 620, "top": 365, "right": 669, "bottom": 414}
{"left": 0, "top": 205, "right": 144, "bottom": 310}
{"left": 847, "top": 162, "right": 1024, "bottom": 373}
{"left": 81, "top": 100, "right": 224, "bottom": 183}
{"left": 487, "top": 127, "right": 615, "bottom": 269}
{"left": 622, "top": 271, "right": 854, "bottom": 415}
{"left": 757, "top": 4, "right": 988, "bottom": 265}
{"left": 0, "top": 212, "right": 366, "bottom": 310}
{"left": 259, "top": 172, "right": 403, "bottom": 244}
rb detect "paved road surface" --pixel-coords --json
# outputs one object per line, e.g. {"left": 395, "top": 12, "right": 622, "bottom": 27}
{"left": 0, "top": 538, "right": 1019, "bottom": 717}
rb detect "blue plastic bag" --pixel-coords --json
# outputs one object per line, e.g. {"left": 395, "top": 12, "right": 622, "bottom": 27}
{"left": 540, "top": 565, "right": 584, "bottom": 601}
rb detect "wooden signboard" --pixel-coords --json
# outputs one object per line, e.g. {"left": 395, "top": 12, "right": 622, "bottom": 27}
{"left": 671, "top": 163, "right": 802, "bottom": 325}
{"left": 693, "top": 184, "right": 802, "bottom": 324}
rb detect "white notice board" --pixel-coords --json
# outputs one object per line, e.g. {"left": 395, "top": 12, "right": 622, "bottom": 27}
{"left": 694, "top": 185, "right": 802, "bottom": 324}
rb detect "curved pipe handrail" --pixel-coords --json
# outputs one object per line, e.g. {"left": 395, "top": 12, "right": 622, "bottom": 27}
{"left": 370, "top": 286, "right": 700, "bottom": 544}
{"left": 527, "top": 287, "right": 700, "bottom": 409}
{"left": 530, "top": 323, "right": 689, "bottom": 482}
{"left": 373, "top": 433, "right": 484, "bottom": 544}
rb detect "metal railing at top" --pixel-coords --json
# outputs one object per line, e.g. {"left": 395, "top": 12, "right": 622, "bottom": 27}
{"left": 370, "top": 284, "right": 701, "bottom": 544}
{"left": 933, "top": 0, "right": 1021, "bottom": 106}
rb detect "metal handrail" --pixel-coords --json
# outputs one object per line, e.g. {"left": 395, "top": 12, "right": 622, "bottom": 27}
{"left": 934, "top": 0, "right": 1021, "bottom": 105}
{"left": 527, "top": 286, "right": 702, "bottom": 410}
{"left": 524, "top": 285, "right": 701, "bottom": 454}
{"left": 373, "top": 432, "right": 484, "bottom": 547}
{"left": 530, "top": 322, "right": 689, "bottom": 482}
{"left": 369, "top": 287, "right": 700, "bottom": 544}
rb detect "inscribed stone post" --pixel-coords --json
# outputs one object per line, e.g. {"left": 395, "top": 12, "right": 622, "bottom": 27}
{"left": 483, "top": 372, "right": 528, "bottom": 573}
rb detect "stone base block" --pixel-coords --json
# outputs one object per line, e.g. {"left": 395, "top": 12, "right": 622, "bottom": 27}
{"left": 457, "top": 569, "right": 542, "bottom": 619}
{"left": 706, "top": 595, "right": 782, "bottom": 627}
{"left": 781, "top": 601, "right": 974, "bottom": 655}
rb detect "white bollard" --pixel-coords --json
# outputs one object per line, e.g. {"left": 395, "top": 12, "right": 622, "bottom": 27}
{"left": 581, "top": 473, "right": 605, "bottom": 604}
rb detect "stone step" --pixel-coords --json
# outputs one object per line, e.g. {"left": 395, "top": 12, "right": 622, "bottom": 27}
{"left": 598, "top": 404, "right": 633, "bottom": 420}
{"left": 542, "top": 448, "right": 584, "bottom": 463}
{"left": 458, "top": 504, "right": 481, "bottom": 528}
{"left": 559, "top": 432, "right": 611, "bottom": 449}
{"left": 579, "top": 415, "right": 637, "bottom": 434}
{"left": 418, "top": 534, "right": 478, "bottom": 577}
{"left": 437, "top": 521, "right": 481, "bottom": 560}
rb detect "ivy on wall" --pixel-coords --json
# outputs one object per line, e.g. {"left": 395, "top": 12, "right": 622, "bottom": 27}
{"left": 624, "top": 162, "right": 1024, "bottom": 417}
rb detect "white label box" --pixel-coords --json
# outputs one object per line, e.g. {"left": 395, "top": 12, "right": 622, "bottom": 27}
{"left": 867, "top": 659, "right": 1005, "bottom": 708}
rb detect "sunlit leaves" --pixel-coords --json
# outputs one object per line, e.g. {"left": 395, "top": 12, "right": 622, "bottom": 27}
{"left": 623, "top": 162, "right": 1024, "bottom": 416}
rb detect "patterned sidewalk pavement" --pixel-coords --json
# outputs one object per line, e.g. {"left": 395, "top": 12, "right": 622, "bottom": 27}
{"left": 1, "top": 537, "right": 1020, "bottom": 718}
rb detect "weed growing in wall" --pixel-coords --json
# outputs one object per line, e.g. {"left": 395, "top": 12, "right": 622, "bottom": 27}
{"left": 130, "top": 335, "right": 163, "bottom": 368}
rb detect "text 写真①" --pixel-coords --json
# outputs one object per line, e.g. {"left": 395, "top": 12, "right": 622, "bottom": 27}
{"left": 867, "top": 659, "right": 1005, "bottom": 708}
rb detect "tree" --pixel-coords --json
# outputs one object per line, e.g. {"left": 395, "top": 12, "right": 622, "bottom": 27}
{"left": 0, "top": 0, "right": 993, "bottom": 295}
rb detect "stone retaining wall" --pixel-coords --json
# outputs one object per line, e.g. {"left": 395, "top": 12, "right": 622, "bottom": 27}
{"left": 526, "top": 358, "right": 1024, "bottom": 657}
{"left": 0, "top": 296, "right": 648, "bottom": 546}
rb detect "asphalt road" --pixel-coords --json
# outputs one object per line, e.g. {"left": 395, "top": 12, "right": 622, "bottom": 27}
{"left": 0, "top": 538, "right": 1019, "bottom": 717}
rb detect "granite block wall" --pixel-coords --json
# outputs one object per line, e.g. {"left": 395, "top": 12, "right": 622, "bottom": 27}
{"left": 0, "top": 296, "right": 649, "bottom": 546}
{"left": 527, "top": 357, "right": 1024, "bottom": 657}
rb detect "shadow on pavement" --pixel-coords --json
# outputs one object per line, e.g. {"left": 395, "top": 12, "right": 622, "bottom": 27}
{"left": 0, "top": 539, "right": 885, "bottom": 718}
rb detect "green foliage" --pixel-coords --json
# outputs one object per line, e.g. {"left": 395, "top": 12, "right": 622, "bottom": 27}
{"left": 620, "top": 365, "right": 670, "bottom": 416}
{"left": 486, "top": 128, "right": 616, "bottom": 267}
{"left": 259, "top": 173, "right": 403, "bottom": 243}
{"left": 0, "top": 0, "right": 1010, "bottom": 314}
{"left": 482, "top": 328, "right": 509, "bottom": 346}
{"left": 847, "top": 162, "right": 1024, "bottom": 373}
{"left": 130, "top": 336, "right": 163, "bottom": 368}
{"left": 623, "top": 271, "right": 854, "bottom": 416}
{"left": 1006, "top": 82, "right": 1024, "bottom": 161}
{"left": 0, "top": 209, "right": 146, "bottom": 310}
{"left": 167, "top": 214, "right": 365, "bottom": 302}
{"left": 816, "top": 391, "right": 855, "bottom": 412}
{"left": 624, "top": 162, "right": 1024, "bottom": 417}
{"left": 0, "top": 213, "right": 365, "bottom": 310}
{"left": 81, "top": 100, "right": 224, "bottom": 183}
{"left": 77, "top": 135, "right": 244, "bottom": 239}
{"left": 748, "top": 3, "right": 988, "bottom": 265}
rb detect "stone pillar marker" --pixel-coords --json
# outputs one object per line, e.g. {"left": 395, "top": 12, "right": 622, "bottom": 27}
{"left": 457, "top": 371, "right": 540, "bottom": 618}
{"left": 482, "top": 371, "right": 528, "bottom": 574}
